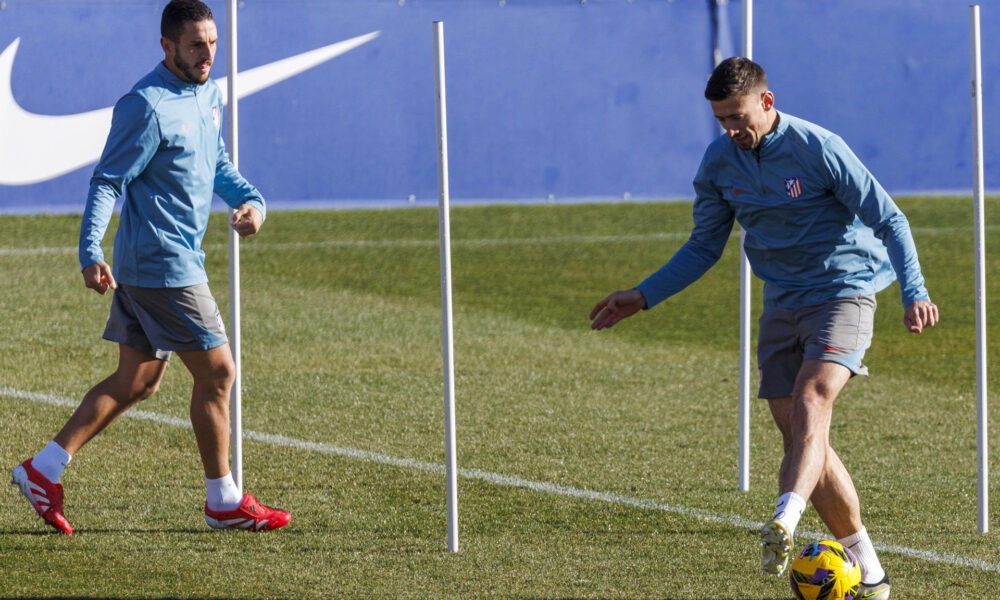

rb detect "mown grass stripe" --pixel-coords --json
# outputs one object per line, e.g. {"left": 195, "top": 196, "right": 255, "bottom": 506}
{"left": 3, "top": 383, "right": 997, "bottom": 574}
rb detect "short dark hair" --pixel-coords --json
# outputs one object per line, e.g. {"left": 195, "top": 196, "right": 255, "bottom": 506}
{"left": 161, "top": 0, "right": 214, "bottom": 42}
{"left": 704, "top": 57, "right": 768, "bottom": 101}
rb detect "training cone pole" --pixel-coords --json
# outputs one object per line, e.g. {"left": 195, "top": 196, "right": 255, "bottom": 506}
{"left": 737, "top": 0, "right": 753, "bottom": 493}
{"left": 970, "top": 4, "right": 987, "bottom": 534}
{"left": 227, "top": 0, "right": 243, "bottom": 493}
{"left": 433, "top": 20, "right": 460, "bottom": 553}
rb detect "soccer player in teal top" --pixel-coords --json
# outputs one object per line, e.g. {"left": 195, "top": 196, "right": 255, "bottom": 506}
{"left": 12, "top": 0, "right": 290, "bottom": 534}
{"left": 590, "top": 58, "right": 938, "bottom": 599}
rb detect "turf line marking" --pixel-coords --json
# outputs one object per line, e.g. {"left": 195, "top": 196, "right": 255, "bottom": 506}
{"left": 3, "top": 224, "right": 998, "bottom": 256}
{"left": 0, "top": 233, "right": 692, "bottom": 257}
{"left": 0, "top": 246, "right": 80, "bottom": 256}
{"left": 223, "top": 232, "right": 694, "bottom": 251}
{"left": 4, "top": 383, "right": 998, "bottom": 573}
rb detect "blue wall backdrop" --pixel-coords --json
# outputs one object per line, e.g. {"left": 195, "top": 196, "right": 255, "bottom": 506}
{"left": 0, "top": 0, "right": 996, "bottom": 214}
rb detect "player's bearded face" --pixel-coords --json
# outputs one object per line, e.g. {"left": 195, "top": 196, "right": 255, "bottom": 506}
{"left": 711, "top": 90, "right": 775, "bottom": 151}
{"left": 174, "top": 51, "right": 213, "bottom": 84}
{"left": 164, "top": 19, "right": 218, "bottom": 84}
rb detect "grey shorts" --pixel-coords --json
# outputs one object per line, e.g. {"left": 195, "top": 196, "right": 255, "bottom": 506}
{"left": 756, "top": 295, "right": 876, "bottom": 399}
{"left": 103, "top": 283, "right": 228, "bottom": 360}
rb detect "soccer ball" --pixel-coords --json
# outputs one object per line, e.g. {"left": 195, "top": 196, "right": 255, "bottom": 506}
{"left": 789, "top": 539, "right": 861, "bottom": 600}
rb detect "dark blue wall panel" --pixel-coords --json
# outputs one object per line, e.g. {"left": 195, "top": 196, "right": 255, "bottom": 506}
{"left": 751, "top": 0, "right": 998, "bottom": 196}
{"left": 0, "top": 0, "right": 996, "bottom": 214}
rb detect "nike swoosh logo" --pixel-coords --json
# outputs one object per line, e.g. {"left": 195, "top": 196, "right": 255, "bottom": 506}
{"left": 733, "top": 188, "right": 747, "bottom": 195}
{"left": 0, "top": 31, "right": 380, "bottom": 186}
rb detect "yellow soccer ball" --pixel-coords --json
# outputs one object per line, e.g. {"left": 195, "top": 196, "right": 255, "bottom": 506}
{"left": 789, "top": 539, "right": 862, "bottom": 600}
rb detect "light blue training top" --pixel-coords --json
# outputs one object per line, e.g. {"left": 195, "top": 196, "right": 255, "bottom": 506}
{"left": 636, "top": 111, "right": 929, "bottom": 313}
{"left": 80, "top": 62, "right": 265, "bottom": 288}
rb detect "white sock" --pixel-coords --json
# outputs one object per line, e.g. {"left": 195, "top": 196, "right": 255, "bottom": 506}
{"left": 205, "top": 472, "right": 243, "bottom": 511}
{"left": 773, "top": 491, "right": 807, "bottom": 537}
{"left": 839, "top": 527, "right": 886, "bottom": 584}
{"left": 33, "top": 441, "right": 71, "bottom": 483}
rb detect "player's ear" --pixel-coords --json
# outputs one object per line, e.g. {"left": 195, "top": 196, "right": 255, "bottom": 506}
{"left": 160, "top": 36, "right": 173, "bottom": 57}
{"left": 761, "top": 90, "right": 775, "bottom": 111}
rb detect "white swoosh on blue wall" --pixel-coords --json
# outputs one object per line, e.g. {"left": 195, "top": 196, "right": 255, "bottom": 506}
{"left": 0, "top": 31, "right": 380, "bottom": 186}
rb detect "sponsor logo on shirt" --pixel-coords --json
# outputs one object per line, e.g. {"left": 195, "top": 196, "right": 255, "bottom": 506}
{"left": 784, "top": 177, "right": 802, "bottom": 199}
{"left": 212, "top": 106, "right": 220, "bottom": 129}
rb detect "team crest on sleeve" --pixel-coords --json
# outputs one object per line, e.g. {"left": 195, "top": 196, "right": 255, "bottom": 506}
{"left": 784, "top": 177, "right": 802, "bottom": 198}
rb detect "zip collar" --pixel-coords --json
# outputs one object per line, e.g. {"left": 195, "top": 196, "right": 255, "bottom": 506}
{"left": 155, "top": 62, "right": 206, "bottom": 92}
{"left": 751, "top": 110, "right": 787, "bottom": 162}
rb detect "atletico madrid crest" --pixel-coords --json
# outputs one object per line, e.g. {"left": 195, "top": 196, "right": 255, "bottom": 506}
{"left": 785, "top": 177, "right": 802, "bottom": 198}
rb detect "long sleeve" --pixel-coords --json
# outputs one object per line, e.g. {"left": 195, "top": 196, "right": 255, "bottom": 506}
{"left": 79, "top": 94, "right": 159, "bottom": 269}
{"left": 213, "top": 130, "right": 265, "bottom": 220}
{"left": 636, "top": 161, "right": 735, "bottom": 308}
{"left": 823, "top": 135, "right": 929, "bottom": 307}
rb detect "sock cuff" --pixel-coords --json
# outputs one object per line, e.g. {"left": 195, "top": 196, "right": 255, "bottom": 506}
{"left": 776, "top": 491, "right": 808, "bottom": 517}
{"left": 205, "top": 472, "right": 234, "bottom": 485}
{"left": 838, "top": 526, "right": 886, "bottom": 584}
{"left": 780, "top": 491, "right": 807, "bottom": 507}
{"left": 44, "top": 440, "right": 71, "bottom": 462}
{"left": 205, "top": 471, "right": 242, "bottom": 511}
{"left": 773, "top": 491, "right": 808, "bottom": 536}
{"left": 33, "top": 440, "right": 72, "bottom": 483}
{"left": 837, "top": 526, "right": 869, "bottom": 548}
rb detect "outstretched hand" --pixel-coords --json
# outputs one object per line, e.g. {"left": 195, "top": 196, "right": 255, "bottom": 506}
{"left": 904, "top": 299, "right": 939, "bottom": 334}
{"left": 589, "top": 288, "right": 647, "bottom": 330}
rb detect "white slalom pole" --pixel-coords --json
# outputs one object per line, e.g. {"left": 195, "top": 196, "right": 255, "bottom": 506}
{"left": 969, "top": 4, "right": 987, "bottom": 534}
{"left": 737, "top": 0, "right": 753, "bottom": 493}
{"left": 433, "top": 20, "right": 459, "bottom": 553}
{"left": 226, "top": 0, "right": 243, "bottom": 493}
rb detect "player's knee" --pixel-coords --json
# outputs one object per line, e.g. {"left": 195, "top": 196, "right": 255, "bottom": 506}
{"left": 133, "top": 379, "right": 160, "bottom": 402}
{"left": 793, "top": 387, "right": 835, "bottom": 417}
{"left": 796, "top": 375, "right": 840, "bottom": 403}
{"left": 789, "top": 396, "right": 833, "bottom": 441}
{"left": 199, "top": 358, "right": 236, "bottom": 393}
{"left": 106, "top": 372, "right": 160, "bottom": 405}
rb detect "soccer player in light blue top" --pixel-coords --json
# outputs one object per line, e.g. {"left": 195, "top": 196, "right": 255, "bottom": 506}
{"left": 12, "top": 0, "right": 290, "bottom": 535}
{"left": 590, "top": 57, "right": 938, "bottom": 599}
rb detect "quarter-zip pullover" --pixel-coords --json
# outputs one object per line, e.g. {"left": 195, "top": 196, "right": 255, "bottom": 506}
{"left": 637, "top": 111, "right": 929, "bottom": 312}
{"left": 80, "top": 62, "right": 265, "bottom": 288}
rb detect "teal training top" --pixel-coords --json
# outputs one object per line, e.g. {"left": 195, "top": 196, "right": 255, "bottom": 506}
{"left": 636, "top": 111, "right": 929, "bottom": 313}
{"left": 80, "top": 62, "right": 265, "bottom": 288}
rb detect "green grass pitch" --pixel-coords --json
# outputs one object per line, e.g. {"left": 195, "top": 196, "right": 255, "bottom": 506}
{"left": 1, "top": 197, "right": 999, "bottom": 598}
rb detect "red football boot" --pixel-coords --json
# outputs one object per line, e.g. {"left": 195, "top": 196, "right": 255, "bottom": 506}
{"left": 204, "top": 493, "right": 291, "bottom": 532}
{"left": 11, "top": 458, "right": 73, "bottom": 535}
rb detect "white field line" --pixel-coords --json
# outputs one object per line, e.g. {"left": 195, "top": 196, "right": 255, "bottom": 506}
{"left": 1, "top": 224, "right": 996, "bottom": 256}
{"left": 208, "top": 232, "right": 693, "bottom": 251}
{"left": 3, "top": 384, "right": 999, "bottom": 573}
{"left": 0, "top": 246, "right": 81, "bottom": 256}
{"left": 0, "top": 232, "right": 691, "bottom": 257}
